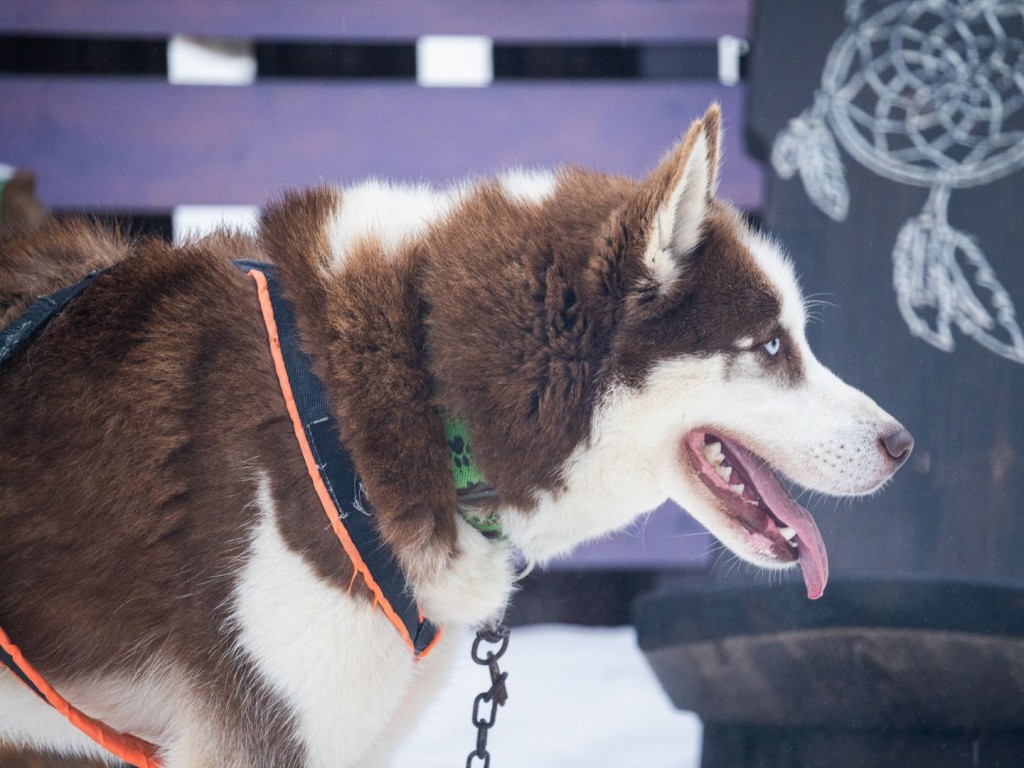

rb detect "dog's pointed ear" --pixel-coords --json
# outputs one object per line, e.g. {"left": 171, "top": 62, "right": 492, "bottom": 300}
{"left": 640, "top": 104, "right": 721, "bottom": 285}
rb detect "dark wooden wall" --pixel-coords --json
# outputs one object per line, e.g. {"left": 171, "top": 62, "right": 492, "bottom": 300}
{"left": 747, "top": 0, "right": 1024, "bottom": 583}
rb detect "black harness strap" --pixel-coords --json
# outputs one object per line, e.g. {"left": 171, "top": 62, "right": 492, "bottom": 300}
{"left": 0, "top": 640, "right": 44, "bottom": 699}
{"left": 237, "top": 260, "right": 439, "bottom": 656}
{"left": 0, "top": 269, "right": 106, "bottom": 370}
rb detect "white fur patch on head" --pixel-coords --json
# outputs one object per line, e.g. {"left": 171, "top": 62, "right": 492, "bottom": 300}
{"left": 327, "top": 179, "right": 463, "bottom": 270}
{"left": 498, "top": 168, "right": 558, "bottom": 205}
{"left": 744, "top": 228, "right": 807, "bottom": 333}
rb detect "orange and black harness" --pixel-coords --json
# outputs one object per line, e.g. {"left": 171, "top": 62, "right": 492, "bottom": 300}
{"left": 0, "top": 262, "right": 446, "bottom": 766}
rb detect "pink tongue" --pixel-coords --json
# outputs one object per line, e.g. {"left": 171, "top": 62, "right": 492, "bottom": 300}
{"left": 726, "top": 442, "right": 830, "bottom": 599}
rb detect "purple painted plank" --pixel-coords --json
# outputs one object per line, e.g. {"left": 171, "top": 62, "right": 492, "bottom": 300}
{"left": 555, "top": 501, "right": 713, "bottom": 570}
{"left": 0, "top": 78, "right": 763, "bottom": 211}
{"left": 0, "top": 0, "right": 751, "bottom": 42}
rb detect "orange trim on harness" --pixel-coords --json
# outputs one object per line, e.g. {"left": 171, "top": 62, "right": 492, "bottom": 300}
{"left": 0, "top": 627, "right": 161, "bottom": 768}
{"left": 246, "top": 268, "right": 440, "bottom": 659}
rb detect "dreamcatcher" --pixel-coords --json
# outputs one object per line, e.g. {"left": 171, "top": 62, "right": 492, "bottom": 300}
{"left": 772, "top": 0, "right": 1024, "bottom": 363}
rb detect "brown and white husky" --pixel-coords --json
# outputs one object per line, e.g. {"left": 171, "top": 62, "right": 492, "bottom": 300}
{"left": 0, "top": 105, "right": 911, "bottom": 766}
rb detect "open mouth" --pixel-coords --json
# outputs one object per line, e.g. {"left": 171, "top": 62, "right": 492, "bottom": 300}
{"left": 683, "top": 431, "right": 829, "bottom": 599}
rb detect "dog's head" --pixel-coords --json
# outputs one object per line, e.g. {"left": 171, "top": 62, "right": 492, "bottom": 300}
{"left": 474, "top": 106, "right": 912, "bottom": 598}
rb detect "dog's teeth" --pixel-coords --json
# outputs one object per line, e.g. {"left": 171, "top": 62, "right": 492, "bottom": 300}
{"left": 703, "top": 442, "right": 724, "bottom": 465}
{"left": 715, "top": 465, "right": 733, "bottom": 481}
{"left": 788, "top": 539, "right": 799, "bottom": 549}
{"left": 779, "top": 526, "right": 796, "bottom": 541}
{"left": 730, "top": 483, "right": 744, "bottom": 496}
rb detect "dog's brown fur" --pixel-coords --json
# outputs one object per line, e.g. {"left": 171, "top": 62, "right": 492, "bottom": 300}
{"left": 261, "top": 188, "right": 460, "bottom": 581}
{"left": 0, "top": 747, "right": 104, "bottom": 768}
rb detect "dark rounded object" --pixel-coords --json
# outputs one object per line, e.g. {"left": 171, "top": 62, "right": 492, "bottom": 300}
{"left": 880, "top": 426, "right": 914, "bottom": 466}
{"left": 636, "top": 578, "right": 1024, "bottom": 730}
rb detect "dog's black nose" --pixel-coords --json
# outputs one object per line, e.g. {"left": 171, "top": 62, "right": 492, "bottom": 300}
{"left": 880, "top": 427, "right": 914, "bottom": 468}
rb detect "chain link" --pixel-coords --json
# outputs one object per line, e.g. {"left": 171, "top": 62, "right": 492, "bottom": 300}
{"left": 465, "top": 624, "right": 510, "bottom": 768}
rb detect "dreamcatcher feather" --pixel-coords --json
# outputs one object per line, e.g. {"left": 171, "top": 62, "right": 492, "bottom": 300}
{"left": 893, "top": 193, "right": 1024, "bottom": 362}
{"left": 771, "top": 110, "right": 850, "bottom": 223}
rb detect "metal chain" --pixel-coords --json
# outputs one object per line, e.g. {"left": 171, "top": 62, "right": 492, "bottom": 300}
{"left": 465, "top": 624, "right": 510, "bottom": 768}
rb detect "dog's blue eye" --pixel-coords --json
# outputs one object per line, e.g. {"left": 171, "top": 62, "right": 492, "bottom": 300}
{"left": 764, "top": 338, "right": 781, "bottom": 356}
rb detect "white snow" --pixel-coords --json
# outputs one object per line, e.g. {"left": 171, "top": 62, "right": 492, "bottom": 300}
{"left": 396, "top": 624, "right": 702, "bottom": 767}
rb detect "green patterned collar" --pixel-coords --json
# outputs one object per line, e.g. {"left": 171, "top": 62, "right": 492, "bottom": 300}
{"left": 442, "top": 414, "right": 503, "bottom": 539}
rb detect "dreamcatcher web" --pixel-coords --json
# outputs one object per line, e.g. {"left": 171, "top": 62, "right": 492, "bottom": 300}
{"left": 772, "top": 0, "right": 1024, "bottom": 364}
